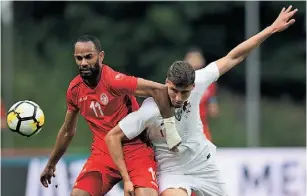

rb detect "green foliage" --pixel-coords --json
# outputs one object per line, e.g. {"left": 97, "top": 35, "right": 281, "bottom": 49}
{"left": 1, "top": 1, "right": 305, "bottom": 150}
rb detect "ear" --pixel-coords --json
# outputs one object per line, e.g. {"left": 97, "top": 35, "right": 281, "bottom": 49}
{"left": 99, "top": 51, "right": 105, "bottom": 63}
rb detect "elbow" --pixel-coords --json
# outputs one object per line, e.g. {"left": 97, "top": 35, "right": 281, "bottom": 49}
{"left": 105, "top": 125, "right": 126, "bottom": 146}
{"left": 105, "top": 133, "right": 113, "bottom": 146}
{"left": 105, "top": 132, "right": 120, "bottom": 147}
{"left": 62, "top": 125, "right": 76, "bottom": 138}
{"left": 227, "top": 52, "right": 246, "bottom": 64}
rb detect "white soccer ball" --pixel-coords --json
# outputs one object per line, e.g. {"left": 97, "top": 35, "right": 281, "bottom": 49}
{"left": 6, "top": 100, "right": 45, "bottom": 137}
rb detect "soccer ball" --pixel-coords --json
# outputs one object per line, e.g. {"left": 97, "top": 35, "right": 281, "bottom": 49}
{"left": 6, "top": 100, "right": 45, "bottom": 137}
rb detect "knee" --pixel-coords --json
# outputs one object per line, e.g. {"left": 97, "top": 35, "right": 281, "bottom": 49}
{"left": 135, "top": 187, "right": 158, "bottom": 196}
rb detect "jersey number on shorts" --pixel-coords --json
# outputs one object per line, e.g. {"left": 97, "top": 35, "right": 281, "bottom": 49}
{"left": 90, "top": 101, "right": 104, "bottom": 117}
{"left": 148, "top": 167, "right": 156, "bottom": 181}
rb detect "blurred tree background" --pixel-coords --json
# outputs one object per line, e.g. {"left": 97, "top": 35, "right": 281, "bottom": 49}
{"left": 1, "top": 1, "right": 305, "bottom": 153}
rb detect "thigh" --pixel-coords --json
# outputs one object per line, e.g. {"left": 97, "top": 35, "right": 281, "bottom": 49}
{"left": 157, "top": 173, "right": 192, "bottom": 196}
{"left": 193, "top": 162, "right": 227, "bottom": 196}
{"left": 71, "top": 188, "right": 91, "bottom": 196}
{"left": 72, "top": 172, "right": 102, "bottom": 196}
{"left": 135, "top": 187, "right": 158, "bottom": 196}
{"left": 127, "top": 152, "right": 159, "bottom": 193}
{"left": 161, "top": 188, "right": 189, "bottom": 196}
{"left": 73, "top": 154, "right": 121, "bottom": 196}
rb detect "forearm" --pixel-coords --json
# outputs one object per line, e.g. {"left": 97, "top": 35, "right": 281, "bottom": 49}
{"left": 217, "top": 26, "right": 275, "bottom": 75}
{"left": 106, "top": 136, "right": 131, "bottom": 181}
{"left": 228, "top": 26, "right": 274, "bottom": 60}
{"left": 47, "top": 125, "right": 74, "bottom": 166}
{"left": 135, "top": 78, "right": 173, "bottom": 118}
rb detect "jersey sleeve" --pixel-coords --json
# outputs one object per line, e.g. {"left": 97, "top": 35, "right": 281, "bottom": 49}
{"left": 119, "top": 97, "right": 160, "bottom": 140}
{"left": 193, "top": 62, "right": 220, "bottom": 102}
{"left": 108, "top": 71, "right": 138, "bottom": 97}
{"left": 66, "top": 86, "right": 79, "bottom": 112}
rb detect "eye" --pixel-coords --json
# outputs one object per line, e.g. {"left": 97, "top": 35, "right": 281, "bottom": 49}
{"left": 171, "top": 88, "right": 178, "bottom": 93}
{"left": 75, "top": 56, "right": 83, "bottom": 61}
{"left": 85, "top": 54, "right": 93, "bottom": 60}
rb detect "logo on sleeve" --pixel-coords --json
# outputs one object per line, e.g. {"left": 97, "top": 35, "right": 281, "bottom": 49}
{"left": 100, "top": 93, "right": 109, "bottom": 105}
{"left": 115, "top": 73, "right": 124, "bottom": 80}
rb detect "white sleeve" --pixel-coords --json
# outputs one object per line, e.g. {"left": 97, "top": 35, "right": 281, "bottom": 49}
{"left": 193, "top": 62, "right": 220, "bottom": 100}
{"left": 119, "top": 97, "right": 160, "bottom": 140}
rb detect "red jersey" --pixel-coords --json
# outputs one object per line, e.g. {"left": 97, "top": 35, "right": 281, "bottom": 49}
{"left": 66, "top": 65, "right": 146, "bottom": 155}
{"left": 199, "top": 83, "right": 217, "bottom": 141}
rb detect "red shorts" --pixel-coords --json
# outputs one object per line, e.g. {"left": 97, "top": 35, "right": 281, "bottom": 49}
{"left": 73, "top": 148, "right": 158, "bottom": 196}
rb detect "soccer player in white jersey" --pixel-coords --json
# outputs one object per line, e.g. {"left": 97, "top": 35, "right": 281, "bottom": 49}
{"left": 105, "top": 6, "right": 297, "bottom": 196}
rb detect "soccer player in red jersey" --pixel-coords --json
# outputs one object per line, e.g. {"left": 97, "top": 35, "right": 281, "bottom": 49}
{"left": 40, "top": 35, "right": 177, "bottom": 196}
{"left": 184, "top": 48, "right": 219, "bottom": 141}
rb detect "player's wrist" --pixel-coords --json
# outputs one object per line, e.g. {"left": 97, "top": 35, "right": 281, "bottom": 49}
{"left": 163, "top": 116, "right": 182, "bottom": 150}
{"left": 46, "top": 161, "right": 56, "bottom": 168}
{"left": 265, "top": 25, "right": 277, "bottom": 35}
{"left": 122, "top": 175, "right": 131, "bottom": 182}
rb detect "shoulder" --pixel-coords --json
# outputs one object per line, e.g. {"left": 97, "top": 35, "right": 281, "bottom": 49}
{"left": 142, "top": 97, "right": 158, "bottom": 108}
{"left": 102, "top": 64, "right": 122, "bottom": 84}
{"left": 140, "top": 97, "right": 160, "bottom": 117}
{"left": 67, "top": 75, "right": 83, "bottom": 95}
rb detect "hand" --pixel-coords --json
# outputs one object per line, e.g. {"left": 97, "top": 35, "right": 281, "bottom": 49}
{"left": 270, "top": 5, "right": 298, "bottom": 33}
{"left": 40, "top": 165, "right": 56, "bottom": 188}
{"left": 124, "top": 180, "right": 135, "bottom": 196}
{"left": 155, "top": 85, "right": 174, "bottom": 118}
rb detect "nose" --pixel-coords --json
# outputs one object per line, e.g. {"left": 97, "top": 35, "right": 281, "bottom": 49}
{"left": 81, "top": 59, "right": 88, "bottom": 67}
{"left": 175, "top": 93, "right": 183, "bottom": 102}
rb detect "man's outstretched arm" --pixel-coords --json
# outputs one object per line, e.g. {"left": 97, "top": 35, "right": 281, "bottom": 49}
{"left": 134, "top": 78, "right": 173, "bottom": 118}
{"left": 216, "top": 6, "right": 297, "bottom": 75}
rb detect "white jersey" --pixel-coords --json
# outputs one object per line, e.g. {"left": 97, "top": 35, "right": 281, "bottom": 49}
{"left": 119, "top": 62, "right": 220, "bottom": 173}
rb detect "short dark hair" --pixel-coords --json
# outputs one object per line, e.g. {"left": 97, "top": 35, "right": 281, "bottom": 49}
{"left": 167, "top": 61, "right": 195, "bottom": 87}
{"left": 75, "top": 35, "right": 101, "bottom": 52}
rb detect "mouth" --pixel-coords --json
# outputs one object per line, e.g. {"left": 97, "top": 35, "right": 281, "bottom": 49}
{"left": 172, "top": 102, "right": 183, "bottom": 108}
{"left": 80, "top": 70, "right": 91, "bottom": 74}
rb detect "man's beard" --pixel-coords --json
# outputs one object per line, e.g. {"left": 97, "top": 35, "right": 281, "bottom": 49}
{"left": 79, "top": 61, "right": 100, "bottom": 80}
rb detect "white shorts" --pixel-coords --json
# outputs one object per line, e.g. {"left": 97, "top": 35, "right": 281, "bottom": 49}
{"left": 157, "top": 152, "right": 227, "bottom": 196}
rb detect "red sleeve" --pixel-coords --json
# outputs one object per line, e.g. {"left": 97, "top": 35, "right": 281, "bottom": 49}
{"left": 1, "top": 101, "right": 5, "bottom": 116}
{"left": 108, "top": 71, "right": 138, "bottom": 97}
{"left": 66, "top": 86, "right": 79, "bottom": 112}
{"left": 208, "top": 83, "right": 217, "bottom": 97}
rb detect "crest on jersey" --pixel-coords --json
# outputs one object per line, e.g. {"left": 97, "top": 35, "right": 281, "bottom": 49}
{"left": 175, "top": 108, "right": 183, "bottom": 121}
{"left": 183, "top": 101, "right": 191, "bottom": 113}
{"left": 175, "top": 101, "right": 191, "bottom": 121}
{"left": 100, "top": 93, "right": 109, "bottom": 105}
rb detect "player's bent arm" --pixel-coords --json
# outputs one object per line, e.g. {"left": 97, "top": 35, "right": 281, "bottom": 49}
{"left": 134, "top": 78, "right": 172, "bottom": 118}
{"left": 135, "top": 79, "right": 181, "bottom": 149}
{"left": 47, "top": 110, "right": 79, "bottom": 167}
{"left": 105, "top": 125, "right": 131, "bottom": 182}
